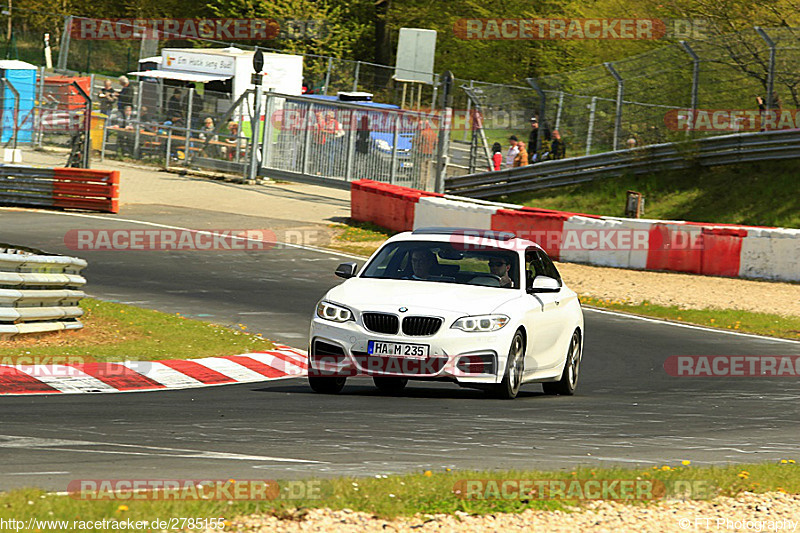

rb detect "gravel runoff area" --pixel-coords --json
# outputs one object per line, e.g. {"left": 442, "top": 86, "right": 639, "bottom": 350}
{"left": 212, "top": 492, "right": 800, "bottom": 532}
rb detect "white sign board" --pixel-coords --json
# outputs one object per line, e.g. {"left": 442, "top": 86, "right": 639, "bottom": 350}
{"left": 162, "top": 50, "right": 236, "bottom": 76}
{"left": 394, "top": 28, "right": 436, "bottom": 84}
{"left": 260, "top": 52, "right": 303, "bottom": 95}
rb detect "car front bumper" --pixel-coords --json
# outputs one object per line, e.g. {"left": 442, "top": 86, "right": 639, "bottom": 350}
{"left": 309, "top": 317, "right": 515, "bottom": 384}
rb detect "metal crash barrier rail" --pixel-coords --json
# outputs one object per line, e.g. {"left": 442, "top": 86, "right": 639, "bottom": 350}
{"left": 0, "top": 244, "right": 87, "bottom": 338}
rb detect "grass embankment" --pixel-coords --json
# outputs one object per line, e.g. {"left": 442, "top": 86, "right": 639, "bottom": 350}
{"left": 0, "top": 298, "right": 273, "bottom": 362}
{"left": 1, "top": 462, "right": 798, "bottom": 527}
{"left": 504, "top": 159, "right": 800, "bottom": 228}
{"left": 329, "top": 222, "right": 800, "bottom": 340}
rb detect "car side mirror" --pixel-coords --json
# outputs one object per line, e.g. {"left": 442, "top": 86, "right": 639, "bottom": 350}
{"left": 335, "top": 262, "right": 358, "bottom": 279}
{"left": 529, "top": 275, "right": 561, "bottom": 293}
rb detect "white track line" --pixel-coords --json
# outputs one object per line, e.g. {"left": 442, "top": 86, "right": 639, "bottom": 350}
{"left": 585, "top": 307, "right": 800, "bottom": 344}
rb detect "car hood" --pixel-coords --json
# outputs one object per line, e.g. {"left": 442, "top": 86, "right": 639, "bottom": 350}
{"left": 324, "top": 278, "right": 521, "bottom": 316}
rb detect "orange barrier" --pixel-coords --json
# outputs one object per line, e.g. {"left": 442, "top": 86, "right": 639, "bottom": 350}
{"left": 351, "top": 180, "right": 441, "bottom": 233}
{"left": 53, "top": 168, "right": 119, "bottom": 213}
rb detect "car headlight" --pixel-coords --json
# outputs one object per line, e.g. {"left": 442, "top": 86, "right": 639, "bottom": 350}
{"left": 451, "top": 314, "right": 509, "bottom": 332}
{"left": 316, "top": 300, "right": 354, "bottom": 323}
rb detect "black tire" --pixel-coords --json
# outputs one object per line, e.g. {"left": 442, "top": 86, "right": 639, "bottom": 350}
{"left": 308, "top": 376, "right": 347, "bottom": 394}
{"left": 373, "top": 376, "right": 408, "bottom": 394}
{"left": 543, "top": 330, "right": 581, "bottom": 396}
{"left": 491, "top": 330, "right": 525, "bottom": 399}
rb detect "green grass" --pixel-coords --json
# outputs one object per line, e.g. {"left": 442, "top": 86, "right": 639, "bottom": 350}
{"left": 504, "top": 159, "right": 800, "bottom": 228}
{"left": 1, "top": 462, "right": 798, "bottom": 529}
{"left": 330, "top": 221, "right": 392, "bottom": 242}
{"left": 0, "top": 298, "right": 273, "bottom": 362}
{"left": 579, "top": 296, "right": 800, "bottom": 340}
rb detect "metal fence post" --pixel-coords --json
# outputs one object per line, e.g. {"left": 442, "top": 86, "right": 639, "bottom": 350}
{"left": 390, "top": 114, "right": 400, "bottom": 185}
{"left": 604, "top": 62, "right": 624, "bottom": 151}
{"left": 344, "top": 109, "right": 357, "bottom": 181}
{"left": 323, "top": 58, "right": 333, "bottom": 95}
{"left": 57, "top": 16, "right": 72, "bottom": 71}
{"left": 525, "top": 77, "right": 547, "bottom": 161}
{"left": 184, "top": 88, "right": 193, "bottom": 167}
{"left": 352, "top": 61, "right": 360, "bottom": 92}
{"left": 586, "top": 96, "right": 597, "bottom": 156}
{"left": 36, "top": 67, "right": 45, "bottom": 147}
{"left": 463, "top": 80, "right": 473, "bottom": 141}
{"left": 680, "top": 41, "right": 700, "bottom": 135}
{"left": 755, "top": 27, "right": 776, "bottom": 114}
{"left": 302, "top": 103, "right": 314, "bottom": 175}
{"left": 133, "top": 79, "right": 143, "bottom": 157}
{"left": 261, "top": 90, "right": 273, "bottom": 173}
{"left": 435, "top": 71, "right": 454, "bottom": 193}
{"left": 555, "top": 91, "right": 564, "bottom": 131}
{"left": 249, "top": 82, "right": 263, "bottom": 181}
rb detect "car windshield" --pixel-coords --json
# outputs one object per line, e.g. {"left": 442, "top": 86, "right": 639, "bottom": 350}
{"left": 360, "top": 241, "right": 519, "bottom": 289}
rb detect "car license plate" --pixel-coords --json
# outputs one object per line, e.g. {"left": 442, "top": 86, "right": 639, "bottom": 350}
{"left": 368, "top": 341, "right": 429, "bottom": 358}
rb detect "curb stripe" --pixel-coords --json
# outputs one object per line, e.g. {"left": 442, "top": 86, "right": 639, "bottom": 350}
{"left": 0, "top": 366, "right": 61, "bottom": 394}
{"left": 193, "top": 357, "right": 275, "bottom": 382}
{"left": 121, "top": 361, "right": 205, "bottom": 389}
{"left": 70, "top": 363, "right": 166, "bottom": 391}
{"left": 159, "top": 360, "right": 236, "bottom": 384}
{"left": 223, "top": 356, "right": 286, "bottom": 378}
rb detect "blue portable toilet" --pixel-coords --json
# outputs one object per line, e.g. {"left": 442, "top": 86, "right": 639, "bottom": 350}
{"left": 0, "top": 60, "right": 37, "bottom": 144}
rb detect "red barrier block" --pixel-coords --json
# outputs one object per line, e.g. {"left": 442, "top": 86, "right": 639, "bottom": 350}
{"left": 351, "top": 180, "right": 441, "bottom": 233}
{"left": 700, "top": 227, "right": 746, "bottom": 277}
{"left": 491, "top": 209, "right": 569, "bottom": 260}
{"left": 646, "top": 223, "right": 702, "bottom": 274}
{"left": 53, "top": 168, "right": 119, "bottom": 213}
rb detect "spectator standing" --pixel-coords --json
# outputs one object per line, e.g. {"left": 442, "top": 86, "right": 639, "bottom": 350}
{"left": 199, "top": 117, "right": 220, "bottom": 158}
{"left": 491, "top": 142, "right": 502, "bottom": 170}
{"left": 527, "top": 117, "right": 539, "bottom": 158}
{"left": 117, "top": 76, "right": 133, "bottom": 112}
{"left": 167, "top": 90, "right": 183, "bottom": 120}
{"left": 97, "top": 79, "right": 117, "bottom": 115}
{"left": 550, "top": 130, "right": 565, "bottom": 160}
{"left": 412, "top": 119, "right": 438, "bottom": 189}
{"left": 506, "top": 136, "right": 519, "bottom": 167}
{"left": 514, "top": 140, "right": 528, "bottom": 167}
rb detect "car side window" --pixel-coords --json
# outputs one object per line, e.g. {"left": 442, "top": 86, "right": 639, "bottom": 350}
{"left": 536, "top": 250, "right": 562, "bottom": 285}
{"left": 524, "top": 247, "right": 539, "bottom": 290}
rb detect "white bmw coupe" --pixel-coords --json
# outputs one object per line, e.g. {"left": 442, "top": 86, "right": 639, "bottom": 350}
{"left": 308, "top": 228, "right": 584, "bottom": 399}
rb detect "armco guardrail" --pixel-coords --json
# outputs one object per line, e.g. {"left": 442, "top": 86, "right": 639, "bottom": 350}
{"left": 0, "top": 165, "right": 119, "bottom": 213}
{"left": 351, "top": 180, "right": 800, "bottom": 283}
{"left": 446, "top": 129, "right": 800, "bottom": 198}
{"left": 0, "top": 244, "right": 87, "bottom": 338}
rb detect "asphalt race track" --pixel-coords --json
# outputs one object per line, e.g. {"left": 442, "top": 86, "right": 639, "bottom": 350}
{"left": 1, "top": 207, "right": 799, "bottom": 492}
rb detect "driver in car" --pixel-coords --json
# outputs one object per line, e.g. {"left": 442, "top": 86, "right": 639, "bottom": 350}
{"left": 410, "top": 248, "right": 438, "bottom": 280}
{"left": 488, "top": 258, "right": 514, "bottom": 288}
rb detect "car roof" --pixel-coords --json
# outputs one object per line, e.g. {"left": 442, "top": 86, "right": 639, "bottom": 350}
{"left": 388, "top": 227, "right": 543, "bottom": 253}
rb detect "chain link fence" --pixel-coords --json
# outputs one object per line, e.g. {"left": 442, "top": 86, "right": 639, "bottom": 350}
{"left": 5, "top": 11, "right": 800, "bottom": 184}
